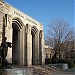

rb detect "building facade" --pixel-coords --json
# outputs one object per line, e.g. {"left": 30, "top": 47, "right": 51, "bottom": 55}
{"left": 0, "top": 1, "right": 45, "bottom": 66}
{"left": 45, "top": 45, "right": 54, "bottom": 59}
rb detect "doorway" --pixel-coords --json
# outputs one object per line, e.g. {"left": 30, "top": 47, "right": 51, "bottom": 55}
{"left": 12, "top": 23, "right": 19, "bottom": 65}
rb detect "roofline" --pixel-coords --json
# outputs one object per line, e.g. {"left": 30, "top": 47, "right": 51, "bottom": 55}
{"left": 4, "top": 1, "right": 43, "bottom": 26}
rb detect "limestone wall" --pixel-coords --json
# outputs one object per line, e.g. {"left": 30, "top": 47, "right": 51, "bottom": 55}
{"left": 0, "top": 0, "right": 45, "bottom": 66}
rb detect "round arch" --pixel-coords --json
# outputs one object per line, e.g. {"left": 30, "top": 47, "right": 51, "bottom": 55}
{"left": 31, "top": 26, "right": 39, "bottom": 65}
{"left": 31, "top": 26, "right": 38, "bottom": 36}
{"left": 12, "top": 17, "right": 24, "bottom": 30}
{"left": 12, "top": 17, "right": 24, "bottom": 65}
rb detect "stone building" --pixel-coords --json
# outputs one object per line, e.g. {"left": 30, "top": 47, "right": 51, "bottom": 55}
{"left": 45, "top": 45, "right": 54, "bottom": 59}
{"left": 0, "top": 1, "right": 45, "bottom": 66}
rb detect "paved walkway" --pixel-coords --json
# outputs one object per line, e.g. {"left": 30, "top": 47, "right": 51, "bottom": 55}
{"left": 0, "top": 66, "right": 75, "bottom": 75}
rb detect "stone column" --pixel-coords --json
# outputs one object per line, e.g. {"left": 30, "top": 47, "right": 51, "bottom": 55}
{"left": 19, "top": 28, "right": 24, "bottom": 66}
{"left": 35, "top": 31, "right": 39, "bottom": 65}
{"left": 5, "top": 15, "right": 12, "bottom": 63}
{"left": 37, "top": 31, "right": 39, "bottom": 65}
{"left": 27, "top": 24, "right": 32, "bottom": 66}
{"left": 22, "top": 26, "right": 25, "bottom": 66}
{"left": 41, "top": 31, "right": 45, "bottom": 64}
{"left": 39, "top": 31, "right": 42, "bottom": 65}
{"left": 0, "top": 1, "right": 4, "bottom": 44}
{"left": 24, "top": 25, "right": 27, "bottom": 66}
{"left": 0, "top": 13, "right": 3, "bottom": 44}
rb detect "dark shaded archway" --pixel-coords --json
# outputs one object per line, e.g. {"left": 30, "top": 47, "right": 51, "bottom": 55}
{"left": 12, "top": 18, "right": 24, "bottom": 65}
{"left": 31, "top": 26, "right": 38, "bottom": 65}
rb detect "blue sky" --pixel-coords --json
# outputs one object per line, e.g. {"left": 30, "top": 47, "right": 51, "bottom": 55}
{"left": 4, "top": 0, "right": 74, "bottom": 36}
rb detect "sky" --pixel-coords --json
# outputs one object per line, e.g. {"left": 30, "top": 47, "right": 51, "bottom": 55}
{"left": 4, "top": 0, "right": 74, "bottom": 37}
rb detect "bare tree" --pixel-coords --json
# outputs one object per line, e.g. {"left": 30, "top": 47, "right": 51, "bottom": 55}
{"left": 46, "top": 18, "right": 74, "bottom": 58}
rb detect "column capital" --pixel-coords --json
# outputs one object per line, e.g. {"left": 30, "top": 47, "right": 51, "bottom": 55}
{"left": 26, "top": 24, "right": 31, "bottom": 34}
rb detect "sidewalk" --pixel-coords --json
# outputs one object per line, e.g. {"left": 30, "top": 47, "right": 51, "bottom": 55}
{"left": 0, "top": 65, "right": 59, "bottom": 75}
{"left": 0, "top": 66, "right": 74, "bottom": 75}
